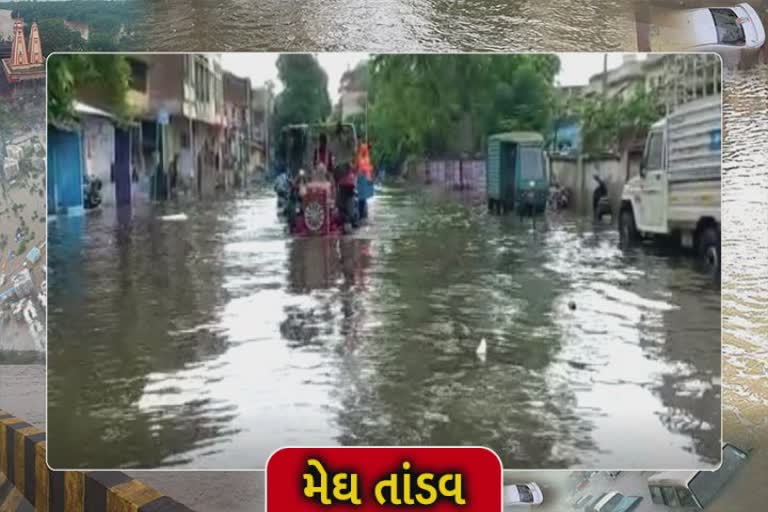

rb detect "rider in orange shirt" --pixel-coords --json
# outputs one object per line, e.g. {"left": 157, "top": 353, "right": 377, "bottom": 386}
{"left": 356, "top": 142, "right": 374, "bottom": 221}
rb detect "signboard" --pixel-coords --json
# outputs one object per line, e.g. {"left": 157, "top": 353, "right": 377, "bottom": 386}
{"left": 157, "top": 109, "right": 170, "bottom": 125}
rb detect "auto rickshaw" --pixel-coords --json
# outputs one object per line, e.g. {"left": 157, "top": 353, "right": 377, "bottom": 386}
{"left": 280, "top": 122, "right": 359, "bottom": 235}
{"left": 486, "top": 132, "right": 549, "bottom": 216}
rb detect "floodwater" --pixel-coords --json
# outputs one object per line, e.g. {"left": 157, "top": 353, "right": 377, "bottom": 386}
{"left": 47, "top": 186, "right": 720, "bottom": 469}
{"left": 142, "top": 0, "right": 637, "bottom": 51}
{"left": 712, "top": 64, "right": 768, "bottom": 511}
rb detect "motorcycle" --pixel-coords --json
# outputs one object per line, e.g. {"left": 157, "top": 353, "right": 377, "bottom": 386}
{"left": 595, "top": 196, "right": 612, "bottom": 220}
{"left": 83, "top": 174, "right": 102, "bottom": 209}
{"left": 548, "top": 185, "right": 570, "bottom": 211}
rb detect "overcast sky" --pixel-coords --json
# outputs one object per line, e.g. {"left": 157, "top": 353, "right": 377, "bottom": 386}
{"left": 221, "top": 53, "right": 648, "bottom": 101}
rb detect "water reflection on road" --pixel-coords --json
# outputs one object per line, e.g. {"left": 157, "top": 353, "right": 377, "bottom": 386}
{"left": 47, "top": 186, "right": 720, "bottom": 469}
{"left": 713, "top": 65, "right": 768, "bottom": 511}
{"left": 142, "top": 0, "right": 637, "bottom": 51}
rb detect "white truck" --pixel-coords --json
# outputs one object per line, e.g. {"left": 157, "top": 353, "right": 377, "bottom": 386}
{"left": 618, "top": 95, "right": 721, "bottom": 276}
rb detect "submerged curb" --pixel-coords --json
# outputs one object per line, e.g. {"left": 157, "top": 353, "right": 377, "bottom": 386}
{"left": 0, "top": 409, "right": 195, "bottom": 512}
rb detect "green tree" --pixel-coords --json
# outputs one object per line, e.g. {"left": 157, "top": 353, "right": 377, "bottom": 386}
{"left": 89, "top": 15, "right": 120, "bottom": 35}
{"left": 367, "top": 54, "right": 561, "bottom": 167}
{"left": 579, "top": 85, "right": 660, "bottom": 154}
{"left": 272, "top": 54, "right": 332, "bottom": 137}
{"left": 37, "top": 18, "right": 85, "bottom": 55}
{"left": 47, "top": 54, "right": 132, "bottom": 126}
{"left": 86, "top": 31, "right": 118, "bottom": 51}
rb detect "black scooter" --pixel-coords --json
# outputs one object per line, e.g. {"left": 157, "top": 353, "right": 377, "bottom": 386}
{"left": 83, "top": 175, "right": 103, "bottom": 209}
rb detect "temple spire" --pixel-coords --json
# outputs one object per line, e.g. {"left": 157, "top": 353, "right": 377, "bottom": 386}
{"left": 28, "top": 22, "right": 44, "bottom": 65}
{"left": 10, "top": 19, "right": 29, "bottom": 66}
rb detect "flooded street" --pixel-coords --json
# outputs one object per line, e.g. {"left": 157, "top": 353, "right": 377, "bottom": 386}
{"left": 47, "top": 186, "right": 720, "bottom": 469}
{"left": 143, "top": 0, "right": 637, "bottom": 51}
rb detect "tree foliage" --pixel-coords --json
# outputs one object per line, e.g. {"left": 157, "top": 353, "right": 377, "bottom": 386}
{"left": 36, "top": 19, "right": 85, "bottom": 55}
{"left": 367, "top": 54, "right": 561, "bottom": 166}
{"left": 47, "top": 54, "right": 132, "bottom": 126}
{"left": 574, "top": 86, "right": 661, "bottom": 154}
{"left": 272, "top": 54, "right": 332, "bottom": 158}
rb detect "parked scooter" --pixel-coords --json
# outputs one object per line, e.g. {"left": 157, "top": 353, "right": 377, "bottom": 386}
{"left": 83, "top": 174, "right": 102, "bottom": 209}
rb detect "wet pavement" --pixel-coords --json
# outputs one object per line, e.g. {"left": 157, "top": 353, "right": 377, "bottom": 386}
{"left": 142, "top": 0, "right": 638, "bottom": 51}
{"left": 47, "top": 185, "right": 720, "bottom": 470}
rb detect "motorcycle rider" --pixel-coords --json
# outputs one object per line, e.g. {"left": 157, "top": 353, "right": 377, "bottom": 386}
{"left": 274, "top": 168, "right": 290, "bottom": 215}
{"left": 336, "top": 161, "right": 358, "bottom": 230}
{"left": 593, "top": 174, "right": 608, "bottom": 218}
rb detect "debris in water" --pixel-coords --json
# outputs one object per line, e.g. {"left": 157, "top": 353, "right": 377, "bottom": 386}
{"left": 476, "top": 338, "right": 487, "bottom": 361}
{"left": 161, "top": 214, "right": 188, "bottom": 221}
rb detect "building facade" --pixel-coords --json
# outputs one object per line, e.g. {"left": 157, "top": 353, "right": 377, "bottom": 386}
{"left": 223, "top": 71, "right": 252, "bottom": 189}
{"left": 146, "top": 54, "right": 225, "bottom": 198}
{"left": 249, "top": 83, "right": 274, "bottom": 179}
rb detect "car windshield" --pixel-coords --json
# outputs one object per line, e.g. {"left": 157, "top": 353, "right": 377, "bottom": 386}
{"left": 600, "top": 494, "right": 624, "bottom": 511}
{"left": 689, "top": 445, "right": 748, "bottom": 507}
{"left": 515, "top": 485, "right": 533, "bottom": 503}
{"left": 710, "top": 8, "right": 746, "bottom": 45}
{"left": 519, "top": 147, "right": 544, "bottom": 181}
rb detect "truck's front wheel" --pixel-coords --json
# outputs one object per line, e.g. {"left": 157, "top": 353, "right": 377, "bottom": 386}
{"left": 619, "top": 208, "right": 639, "bottom": 246}
{"left": 698, "top": 226, "right": 721, "bottom": 278}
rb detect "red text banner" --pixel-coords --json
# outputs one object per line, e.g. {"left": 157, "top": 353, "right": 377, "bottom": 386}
{"left": 267, "top": 447, "right": 503, "bottom": 511}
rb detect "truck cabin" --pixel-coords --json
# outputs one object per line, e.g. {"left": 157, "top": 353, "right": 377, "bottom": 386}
{"left": 640, "top": 120, "right": 666, "bottom": 177}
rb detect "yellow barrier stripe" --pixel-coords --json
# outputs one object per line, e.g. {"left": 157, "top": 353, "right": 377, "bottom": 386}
{"left": 64, "top": 472, "right": 84, "bottom": 512}
{"left": 33, "top": 442, "right": 47, "bottom": 512}
{"left": 107, "top": 479, "right": 164, "bottom": 512}
{"left": 0, "top": 409, "right": 195, "bottom": 512}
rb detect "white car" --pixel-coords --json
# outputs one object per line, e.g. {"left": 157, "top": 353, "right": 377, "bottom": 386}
{"left": 678, "top": 3, "right": 765, "bottom": 67}
{"left": 504, "top": 483, "right": 543, "bottom": 507}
